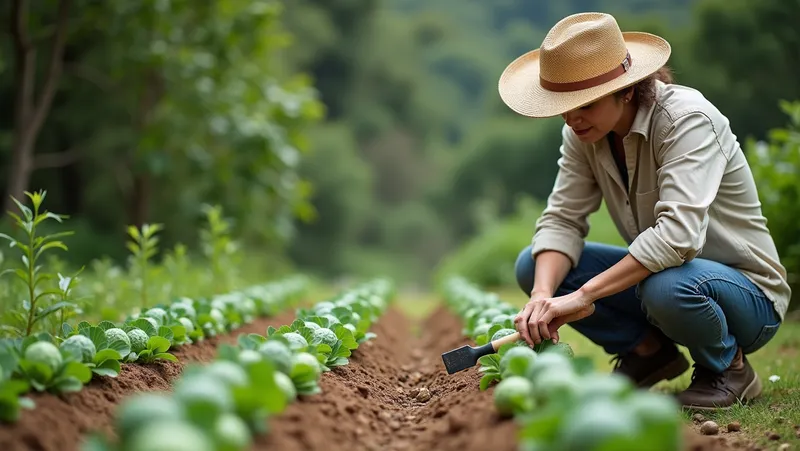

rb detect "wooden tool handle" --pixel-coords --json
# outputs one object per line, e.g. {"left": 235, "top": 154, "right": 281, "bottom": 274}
{"left": 490, "top": 305, "right": 595, "bottom": 351}
{"left": 491, "top": 331, "right": 522, "bottom": 351}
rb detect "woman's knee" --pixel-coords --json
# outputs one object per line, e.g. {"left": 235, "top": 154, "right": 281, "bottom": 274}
{"left": 515, "top": 245, "right": 535, "bottom": 295}
{"left": 637, "top": 267, "right": 696, "bottom": 324}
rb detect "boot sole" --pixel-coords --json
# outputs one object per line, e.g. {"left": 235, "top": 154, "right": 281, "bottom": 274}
{"left": 638, "top": 352, "right": 691, "bottom": 388}
{"left": 680, "top": 371, "right": 764, "bottom": 411}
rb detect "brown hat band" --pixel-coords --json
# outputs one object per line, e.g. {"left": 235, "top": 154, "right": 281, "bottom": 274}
{"left": 540, "top": 51, "right": 632, "bottom": 92}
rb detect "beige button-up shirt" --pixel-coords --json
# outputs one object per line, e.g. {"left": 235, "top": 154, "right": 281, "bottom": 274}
{"left": 532, "top": 80, "right": 791, "bottom": 320}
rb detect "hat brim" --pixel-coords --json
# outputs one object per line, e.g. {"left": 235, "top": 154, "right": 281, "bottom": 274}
{"left": 498, "top": 32, "right": 672, "bottom": 118}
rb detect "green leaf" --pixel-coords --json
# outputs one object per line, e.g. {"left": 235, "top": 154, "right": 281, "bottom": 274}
{"left": 91, "top": 367, "right": 119, "bottom": 378}
{"left": 96, "top": 358, "right": 121, "bottom": 374}
{"left": 80, "top": 326, "right": 109, "bottom": 351}
{"left": 105, "top": 336, "right": 130, "bottom": 358}
{"left": 61, "top": 361, "right": 92, "bottom": 384}
{"left": 93, "top": 349, "right": 122, "bottom": 363}
{"left": 96, "top": 321, "right": 117, "bottom": 331}
{"left": 19, "top": 360, "right": 53, "bottom": 388}
{"left": 147, "top": 336, "right": 171, "bottom": 354}
{"left": 130, "top": 319, "right": 157, "bottom": 336}
{"left": 153, "top": 353, "right": 178, "bottom": 362}
{"left": 157, "top": 326, "right": 174, "bottom": 342}
{"left": 480, "top": 374, "right": 499, "bottom": 391}
{"left": 332, "top": 324, "right": 358, "bottom": 350}
{"left": 52, "top": 376, "right": 83, "bottom": 393}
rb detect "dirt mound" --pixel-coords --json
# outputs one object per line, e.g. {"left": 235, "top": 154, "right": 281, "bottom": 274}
{"left": 257, "top": 305, "right": 745, "bottom": 451}
{"left": 0, "top": 310, "right": 298, "bottom": 451}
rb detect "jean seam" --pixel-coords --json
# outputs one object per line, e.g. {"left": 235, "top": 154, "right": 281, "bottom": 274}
{"left": 693, "top": 276, "right": 768, "bottom": 302}
{"left": 694, "top": 276, "right": 767, "bottom": 368}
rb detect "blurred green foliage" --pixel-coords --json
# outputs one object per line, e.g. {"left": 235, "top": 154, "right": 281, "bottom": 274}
{"left": 1, "top": 0, "right": 799, "bottom": 310}
{"left": 748, "top": 101, "right": 800, "bottom": 307}
{"left": 434, "top": 197, "right": 626, "bottom": 289}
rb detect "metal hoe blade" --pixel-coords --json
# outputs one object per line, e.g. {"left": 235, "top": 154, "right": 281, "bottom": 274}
{"left": 441, "top": 342, "right": 493, "bottom": 374}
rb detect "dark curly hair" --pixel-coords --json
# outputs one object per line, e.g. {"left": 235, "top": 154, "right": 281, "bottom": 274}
{"left": 614, "top": 66, "right": 674, "bottom": 108}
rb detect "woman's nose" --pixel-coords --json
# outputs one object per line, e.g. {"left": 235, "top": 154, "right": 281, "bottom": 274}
{"left": 563, "top": 111, "right": 581, "bottom": 126}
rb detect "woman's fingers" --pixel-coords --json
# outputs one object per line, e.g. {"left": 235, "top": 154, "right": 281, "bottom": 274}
{"left": 538, "top": 309, "right": 555, "bottom": 342}
{"left": 514, "top": 303, "right": 535, "bottom": 346}
{"left": 528, "top": 301, "right": 545, "bottom": 344}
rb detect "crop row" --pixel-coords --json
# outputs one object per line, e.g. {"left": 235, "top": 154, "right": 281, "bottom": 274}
{"left": 441, "top": 276, "right": 685, "bottom": 451}
{"left": 0, "top": 275, "right": 310, "bottom": 423}
{"left": 82, "top": 278, "right": 396, "bottom": 451}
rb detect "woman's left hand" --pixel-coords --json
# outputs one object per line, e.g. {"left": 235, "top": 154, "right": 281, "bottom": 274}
{"left": 519, "top": 290, "right": 595, "bottom": 345}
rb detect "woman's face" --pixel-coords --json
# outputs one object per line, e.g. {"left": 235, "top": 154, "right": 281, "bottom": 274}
{"left": 561, "top": 93, "right": 626, "bottom": 143}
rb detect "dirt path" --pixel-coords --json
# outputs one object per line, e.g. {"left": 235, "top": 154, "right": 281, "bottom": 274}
{"left": 257, "top": 304, "right": 755, "bottom": 451}
{"left": 0, "top": 310, "right": 298, "bottom": 451}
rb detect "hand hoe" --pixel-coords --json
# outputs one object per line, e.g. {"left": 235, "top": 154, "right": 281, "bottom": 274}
{"left": 441, "top": 331, "right": 522, "bottom": 374}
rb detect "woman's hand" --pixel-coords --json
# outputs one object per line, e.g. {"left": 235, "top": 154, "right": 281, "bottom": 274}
{"left": 514, "top": 289, "right": 595, "bottom": 346}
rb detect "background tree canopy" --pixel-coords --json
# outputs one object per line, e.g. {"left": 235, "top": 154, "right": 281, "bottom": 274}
{"left": 2, "top": 0, "right": 799, "bottom": 307}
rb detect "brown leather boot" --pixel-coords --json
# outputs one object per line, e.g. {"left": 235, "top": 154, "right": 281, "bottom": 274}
{"left": 677, "top": 348, "right": 762, "bottom": 411}
{"left": 611, "top": 341, "right": 690, "bottom": 388}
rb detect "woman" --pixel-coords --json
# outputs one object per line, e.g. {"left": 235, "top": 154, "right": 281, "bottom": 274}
{"left": 502, "top": 12, "right": 790, "bottom": 410}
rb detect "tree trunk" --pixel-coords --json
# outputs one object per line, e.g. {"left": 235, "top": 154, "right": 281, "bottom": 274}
{"left": 5, "top": 0, "right": 73, "bottom": 211}
{"left": 128, "top": 174, "right": 151, "bottom": 229}
{"left": 125, "top": 71, "right": 163, "bottom": 228}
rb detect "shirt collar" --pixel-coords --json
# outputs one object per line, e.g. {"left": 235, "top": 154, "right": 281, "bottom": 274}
{"left": 629, "top": 79, "right": 664, "bottom": 141}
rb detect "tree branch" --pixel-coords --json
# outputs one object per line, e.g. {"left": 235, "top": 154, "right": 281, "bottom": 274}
{"left": 29, "top": 0, "right": 73, "bottom": 136}
{"left": 33, "top": 147, "right": 82, "bottom": 170}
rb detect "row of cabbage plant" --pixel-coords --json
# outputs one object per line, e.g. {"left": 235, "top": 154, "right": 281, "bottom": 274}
{"left": 83, "top": 278, "right": 395, "bottom": 451}
{"left": 442, "top": 276, "right": 685, "bottom": 451}
{"left": 0, "top": 275, "right": 310, "bottom": 423}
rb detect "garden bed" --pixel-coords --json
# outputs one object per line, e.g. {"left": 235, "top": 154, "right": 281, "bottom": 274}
{"left": 0, "top": 309, "right": 298, "bottom": 451}
{"left": 257, "top": 305, "right": 755, "bottom": 451}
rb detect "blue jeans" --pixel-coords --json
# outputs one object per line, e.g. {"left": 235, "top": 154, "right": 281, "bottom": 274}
{"left": 514, "top": 242, "right": 782, "bottom": 373}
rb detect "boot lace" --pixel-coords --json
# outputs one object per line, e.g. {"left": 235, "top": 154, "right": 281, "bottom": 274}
{"left": 688, "top": 363, "right": 727, "bottom": 390}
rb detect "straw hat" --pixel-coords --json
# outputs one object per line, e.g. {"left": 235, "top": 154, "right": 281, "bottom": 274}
{"left": 498, "top": 12, "right": 671, "bottom": 118}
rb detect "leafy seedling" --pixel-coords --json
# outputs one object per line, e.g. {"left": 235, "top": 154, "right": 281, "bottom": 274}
{"left": 13, "top": 335, "right": 92, "bottom": 393}
{"left": 126, "top": 223, "right": 163, "bottom": 310}
{"left": 0, "top": 190, "right": 76, "bottom": 337}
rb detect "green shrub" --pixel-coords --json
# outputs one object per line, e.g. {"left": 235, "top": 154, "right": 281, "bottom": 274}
{"left": 747, "top": 100, "right": 800, "bottom": 311}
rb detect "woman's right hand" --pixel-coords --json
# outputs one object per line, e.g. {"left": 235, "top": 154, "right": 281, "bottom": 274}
{"left": 514, "top": 290, "right": 553, "bottom": 346}
{"left": 514, "top": 290, "right": 595, "bottom": 346}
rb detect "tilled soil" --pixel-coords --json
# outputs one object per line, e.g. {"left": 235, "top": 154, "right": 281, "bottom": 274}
{"left": 258, "top": 305, "right": 757, "bottom": 451}
{"left": 0, "top": 310, "right": 298, "bottom": 451}
{"left": 0, "top": 302, "right": 770, "bottom": 451}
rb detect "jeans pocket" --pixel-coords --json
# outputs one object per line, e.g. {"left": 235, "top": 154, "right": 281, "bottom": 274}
{"left": 743, "top": 322, "right": 781, "bottom": 354}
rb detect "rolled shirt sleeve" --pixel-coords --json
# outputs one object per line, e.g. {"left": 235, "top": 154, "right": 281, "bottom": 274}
{"left": 532, "top": 124, "right": 603, "bottom": 268}
{"left": 628, "top": 111, "right": 729, "bottom": 272}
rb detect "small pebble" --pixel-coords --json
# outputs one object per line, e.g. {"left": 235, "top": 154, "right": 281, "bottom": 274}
{"left": 395, "top": 387, "right": 404, "bottom": 394}
{"left": 693, "top": 413, "right": 706, "bottom": 423}
{"left": 357, "top": 385, "right": 370, "bottom": 398}
{"left": 378, "top": 411, "right": 392, "bottom": 421}
{"left": 766, "top": 431, "right": 780, "bottom": 441}
{"left": 416, "top": 387, "right": 432, "bottom": 402}
{"left": 409, "top": 388, "right": 420, "bottom": 398}
{"left": 700, "top": 421, "right": 719, "bottom": 435}
{"left": 389, "top": 421, "right": 401, "bottom": 431}
{"left": 727, "top": 421, "right": 741, "bottom": 432}
{"left": 777, "top": 444, "right": 790, "bottom": 451}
